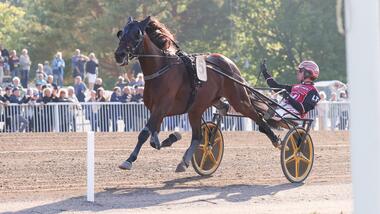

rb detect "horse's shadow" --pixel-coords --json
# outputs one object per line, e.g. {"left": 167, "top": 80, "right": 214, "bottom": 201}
{"left": 6, "top": 176, "right": 303, "bottom": 214}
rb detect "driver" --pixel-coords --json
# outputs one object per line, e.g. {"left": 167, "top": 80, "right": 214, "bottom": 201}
{"left": 261, "top": 60, "right": 321, "bottom": 121}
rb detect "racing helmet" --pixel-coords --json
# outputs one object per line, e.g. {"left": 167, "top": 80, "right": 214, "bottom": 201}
{"left": 298, "top": 60, "right": 319, "bottom": 80}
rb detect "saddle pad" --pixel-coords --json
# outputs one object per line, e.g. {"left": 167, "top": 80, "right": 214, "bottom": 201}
{"left": 196, "top": 56, "right": 207, "bottom": 82}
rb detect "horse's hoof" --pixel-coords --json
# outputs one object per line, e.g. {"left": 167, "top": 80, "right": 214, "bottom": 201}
{"left": 161, "top": 138, "right": 171, "bottom": 148}
{"left": 119, "top": 161, "right": 132, "bottom": 170}
{"left": 161, "top": 132, "right": 182, "bottom": 148}
{"left": 150, "top": 132, "right": 161, "bottom": 150}
{"left": 175, "top": 161, "right": 188, "bottom": 173}
{"left": 150, "top": 141, "right": 161, "bottom": 150}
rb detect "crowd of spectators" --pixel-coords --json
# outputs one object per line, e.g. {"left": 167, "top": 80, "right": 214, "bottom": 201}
{"left": 0, "top": 44, "right": 146, "bottom": 132}
{"left": 315, "top": 89, "right": 349, "bottom": 131}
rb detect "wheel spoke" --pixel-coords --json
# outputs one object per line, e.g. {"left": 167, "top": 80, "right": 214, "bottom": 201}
{"left": 199, "top": 152, "right": 208, "bottom": 169}
{"left": 208, "top": 151, "right": 217, "bottom": 165}
{"left": 212, "top": 135, "right": 221, "bottom": 146}
{"left": 203, "top": 129, "right": 209, "bottom": 144}
{"left": 289, "top": 135, "right": 298, "bottom": 151}
{"left": 299, "top": 153, "right": 311, "bottom": 164}
{"left": 295, "top": 159, "right": 299, "bottom": 177}
{"left": 285, "top": 154, "right": 295, "bottom": 163}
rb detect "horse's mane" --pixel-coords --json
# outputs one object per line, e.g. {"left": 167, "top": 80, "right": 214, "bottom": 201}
{"left": 145, "top": 18, "right": 176, "bottom": 53}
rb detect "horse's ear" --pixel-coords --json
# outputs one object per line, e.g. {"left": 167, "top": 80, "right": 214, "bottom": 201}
{"left": 127, "top": 16, "right": 134, "bottom": 24}
{"left": 117, "top": 30, "right": 123, "bottom": 39}
{"left": 139, "top": 16, "right": 151, "bottom": 31}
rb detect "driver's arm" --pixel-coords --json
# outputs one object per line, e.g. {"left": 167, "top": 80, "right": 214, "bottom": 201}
{"left": 261, "top": 69, "right": 292, "bottom": 92}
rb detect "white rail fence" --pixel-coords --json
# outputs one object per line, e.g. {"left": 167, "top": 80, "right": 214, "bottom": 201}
{"left": 0, "top": 101, "right": 349, "bottom": 133}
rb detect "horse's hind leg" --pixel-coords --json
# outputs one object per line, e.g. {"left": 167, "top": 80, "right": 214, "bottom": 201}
{"left": 227, "top": 94, "right": 281, "bottom": 148}
{"left": 175, "top": 110, "right": 203, "bottom": 172}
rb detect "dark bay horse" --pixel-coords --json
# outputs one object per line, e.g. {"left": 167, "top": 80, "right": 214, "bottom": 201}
{"left": 114, "top": 16, "right": 280, "bottom": 172}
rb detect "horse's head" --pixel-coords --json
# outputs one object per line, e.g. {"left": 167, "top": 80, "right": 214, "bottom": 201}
{"left": 114, "top": 16, "right": 151, "bottom": 66}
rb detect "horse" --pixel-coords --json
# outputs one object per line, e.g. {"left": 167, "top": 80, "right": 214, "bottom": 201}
{"left": 114, "top": 16, "right": 281, "bottom": 172}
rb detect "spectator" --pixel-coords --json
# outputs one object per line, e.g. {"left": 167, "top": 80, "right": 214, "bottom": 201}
{"left": 110, "top": 87, "right": 121, "bottom": 102}
{"left": 52, "top": 52, "right": 65, "bottom": 87}
{"left": 329, "top": 92, "right": 338, "bottom": 130}
{"left": 317, "top": 91, "right": 328, "bottom": 131}
{"left": 110, "top": 86, "right": 122, "bottom": 132}
{"left": 135, "top": 73, "right": 145, "bottom": 87}
{"left": 67, "top": 86, "right": 80, "bottom": 132}
{"left": 0, "top": 44, "right": 9, "bottom": 61}
{"left": 85, "top": 53, "right": 98, "bottom": 90}
{"left": 131, "top": 61, "right": 142, "bottom": 77}
{"left": 120, "top": 86, "right": 132, "bottom": 131}
{"left": 73, "top": 53, "right": 87, "bottom": 80}
{"left": 86, "top": 90, "right": 98, "bottom": 131}
{"left": 19, "top": 49, "right": 31, "bottom": 88}
{"left": 43, "top": 61, "right": 53, "bottom": 76}
{"left": 115, "top": 76, "right": 127, "bottom": 89}
{"left": 12, "top": 77, "right": 23, "bottom": 91}
{"left": 36, "top": 63, "right": 47, "bottom": 80}
{"left": 71, "top": 49, "right": 81, "bottom": 77}
{"left": 74, "top": 76, "right": 87, "bottom": 102}
{"left": 67, "top": 86, "right": 79, "bottom": 103}
{"left": 9, "top": 88, "right": 30, "bottom": 132}
{"left": 0, "top": 44, "right": 10, "bottom": 75}
{"left": 96, "top": 87, "right": 109, "bottom": 132}
{"left": 8, "top": 50, "right": 20, "bottom": 79}
{"left": 93, "top": 77, "right": 103, "bottom": 92}
{"left": 2, "top": 86, "right": 12, "bottom": 132}
{"left": 0, "top": 51, "right": 4, "bottom": 84}
{"left": 0, "top": 87, "right": 7, "bottom": 131}
{"left": 36, "top": 84, "right": 44, "bottom": 97}
{"left": 26, "top": 89, "right": 40, "bottom": 132}
{"left": 36, "top": 73, "right": 47, "bottom": 86}
{"left": 127, "top": 74, "right": 137, "bottom": 86}
{"left": 46, "top": 75, "right": 58, "bottom": 90}
{"left": 3, "top": 86, "right": 12, "bottom": 101}
{"left": 338, "top": 91, "right": 349, "bottom": 130}
{"left": 39, "top": 87, "right": 54, "bottom": 132}
{"left": 120, "top": 86, "right": 132, "bottom": 103}
{"left": 55, "top": 89, "right": 70, "bottom": 132}
{"left": 131, "top": 86, "right": 144, "bottom": 103}
{"left": 41, "top": 87, "right": 53, "bottom": 104}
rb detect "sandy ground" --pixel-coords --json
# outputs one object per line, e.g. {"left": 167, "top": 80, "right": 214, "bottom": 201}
{"left": 0, "top": 131, "right": 351, "bottom": 213}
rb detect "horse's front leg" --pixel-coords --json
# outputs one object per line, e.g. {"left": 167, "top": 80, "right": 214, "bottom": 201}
{"left": 119, "top": 110, "right": 165, "bottom": 170}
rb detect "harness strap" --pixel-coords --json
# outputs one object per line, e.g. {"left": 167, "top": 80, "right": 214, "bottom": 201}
{"left": 177, "top": 52, "right": 198, "bottom": 114}
{"left": 143, "top": 62, "right": 181, "bottom": 81}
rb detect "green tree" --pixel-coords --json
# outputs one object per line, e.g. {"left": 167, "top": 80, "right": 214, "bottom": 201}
{"left": 232, "top": 0, "right": 346, "bottom": 85}
{"left": 1, "top": 0, "right": 346, "bottom": 88}
{"left": 0, "top": 2, "right": 30, "bottom": 50}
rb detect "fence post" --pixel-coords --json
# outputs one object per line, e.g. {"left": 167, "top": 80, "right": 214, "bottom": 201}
{"left": 54, "top": 104, "right": 59, "bottom": 132}
{"left": 87, "top": 131, "right": 95, "bottom": 202}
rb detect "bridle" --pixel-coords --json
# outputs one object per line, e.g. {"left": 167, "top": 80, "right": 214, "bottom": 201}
{"left": 117, "top": 22, "right": 182, "bottom": 81}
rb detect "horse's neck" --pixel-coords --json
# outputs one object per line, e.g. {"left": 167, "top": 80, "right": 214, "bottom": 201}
{"left": 138, "top": 37, "right": 168, "bottom": 77}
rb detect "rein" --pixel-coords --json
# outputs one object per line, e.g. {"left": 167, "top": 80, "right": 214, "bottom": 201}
{"left": 130, "top": 37, "right": 183, "bottom": 81}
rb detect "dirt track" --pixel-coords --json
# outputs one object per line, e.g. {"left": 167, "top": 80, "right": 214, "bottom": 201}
{"left": 0, "top": 131, "right": 351, "bottom": 213}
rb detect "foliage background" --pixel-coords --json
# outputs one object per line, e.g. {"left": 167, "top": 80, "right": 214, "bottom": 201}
{"left": 0, "top": 0, "right": 346, "bottom": 88}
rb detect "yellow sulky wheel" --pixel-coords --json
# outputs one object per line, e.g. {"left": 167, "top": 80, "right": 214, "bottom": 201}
{"left": 280, "top": 128, "right": 314, "bottom": 183}
{"left": 191, "top": 122, "right": 224, "bottom": 176}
